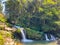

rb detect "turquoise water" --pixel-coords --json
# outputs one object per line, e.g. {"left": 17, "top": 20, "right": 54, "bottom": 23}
{"left": 22, "top": 41, "right": 57, "bottom": 45}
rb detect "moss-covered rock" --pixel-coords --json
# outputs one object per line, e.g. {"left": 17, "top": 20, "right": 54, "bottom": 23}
{"left": 13, "top": 29, "right": 22, "bottom": 40}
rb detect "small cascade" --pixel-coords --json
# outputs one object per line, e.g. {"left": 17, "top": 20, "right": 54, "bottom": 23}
{"left": 45, "top": 34, "right": 56, "bottom": 41}
{"left": 14, "top": 25, "right": 33, "bottom": 42}
{"left": 50, "top": 34, "right": 56, "bottom": 41}
{"left": 20, "top": 28, "right": 26, "bottom": 40}
{"left": 1, "top": 0, "right": 7, "bottom": 14}
{"left": 45, "top": 34, "right": 50, "bottom": 41}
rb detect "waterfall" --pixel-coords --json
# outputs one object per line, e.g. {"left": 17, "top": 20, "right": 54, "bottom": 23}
{"left": 45, "top": 34, "right": 50, "bottom": 41}
{"left": 14, "top": 25, "right": 33, "bottom": 42}
{"left": 20, "top": 28, "right": 26, "bottom": 40}
{"left": 45, "top": 34, "right": 56, "bottom": 41}
{"left": 1, "top": 0, "right": 7, "bottom": 14}
{"left": 50, "top": 34, "right": 56, "bottom": 41}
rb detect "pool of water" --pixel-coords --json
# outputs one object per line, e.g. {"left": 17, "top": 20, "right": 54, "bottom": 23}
{"left": 22, "top": 41, "right": 57, "bottom": 45}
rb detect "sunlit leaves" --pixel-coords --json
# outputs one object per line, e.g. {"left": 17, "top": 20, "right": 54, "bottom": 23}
{"left": 46, "top": 12, "right": 53, "bottom": 16}
{"left": 54, "top": 21, "right": 60, "bottom": 26}
{"left": 38, "top": 7, "right": 43, "bottom": 12}
{"left": 43, "top": 0, "right": 57, "bottom": 5}
{"left": 0, "top": 13, "right": 6, "bottom": 22}
{"left": 21, "top": 0, "right": 27, "bottom": 4}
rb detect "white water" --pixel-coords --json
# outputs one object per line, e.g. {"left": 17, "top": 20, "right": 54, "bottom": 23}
{"left": 50, "top": 34, "right": 56, "bottom": 41}
{"left": 45, "top": 34, "right": 50, "bottom": 41}
{"left": 1, "top": 0, "right": 7, "bottom": 14}
{"left": 20, "top": 28, "right": 26, "bottom": 40}
{"left": 14, "top": 26, "right": 33, "bottom": 42}
{"left": 45, "top": 34, "right": 56, "bottom": 41}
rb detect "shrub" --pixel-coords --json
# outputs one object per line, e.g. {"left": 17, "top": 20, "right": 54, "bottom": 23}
{"left": 25, "top": 28, "right": 43, "bottom": 40}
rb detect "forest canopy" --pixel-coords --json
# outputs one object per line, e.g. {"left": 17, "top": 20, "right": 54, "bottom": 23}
{"left": 0, "top": 0, "right": 60, "bottom": 39}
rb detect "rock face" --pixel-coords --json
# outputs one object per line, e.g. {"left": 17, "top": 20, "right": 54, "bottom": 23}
{"left": 0, "top": 22, "right": 22, "bottom": 45}
{"left": 4, "top": 37, "right": 15, "bottom": 45}
{"left": 0, "top": 30, "right": 22, "bottom": 45}
{"left": 4, "top": 37, "right": 23, "bottom": 45}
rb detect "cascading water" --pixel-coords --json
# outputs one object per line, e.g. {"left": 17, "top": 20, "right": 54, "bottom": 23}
{"left": 20, "top": 28, "right": 26, "bottom": 40}
{"left": 45, "top": 34, "right": 56, "bottom": 41}
{"left": 45, "top": 34, "right": 50, "bottom": 41}
{"left": 1, "top": 0, "right": 7, "bottom": 14}
{"left": 50, "top": 34, "right": 56, "bottom": 41}
{"left": 14, "top": 25, "right": 33, "bottom": 42}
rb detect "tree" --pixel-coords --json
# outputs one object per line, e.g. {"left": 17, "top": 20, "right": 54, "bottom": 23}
{"left": 5, "top": 0, "right": 60, "bottom": 36}
{"left": 5, "top": 0, "right": 20, "bottom": 24}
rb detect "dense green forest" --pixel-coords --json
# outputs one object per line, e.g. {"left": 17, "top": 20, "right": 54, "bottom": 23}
{"left": 0, "top": 0, "right": 60, "bottom": 40}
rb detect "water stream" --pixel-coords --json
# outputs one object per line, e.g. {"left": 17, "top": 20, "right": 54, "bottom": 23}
{"left": 14, "top": 25, "right": 33, "bottom": 42}
{"left": 50, "top": 34, "right": 56, "bottom": 41}
{"left": 45, "top": 34, "right": 50, "bottom": 41}
{"left": 1, "top": 0, "right": 7, "bottom": 14}
{"left": 45, "top": 34, "right": 56, "bottom": 41}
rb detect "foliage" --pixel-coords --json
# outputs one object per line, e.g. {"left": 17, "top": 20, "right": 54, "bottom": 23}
{"left": 6, "top": 23, "right": 13, "bottom": 27}
{"left": 0, "top": 30, "right": 12, "bottom": 38}
{"left": 25, "top": 28, "right": 43, "bottom": 40}
{"left": 42, "top": 0, "right": 57, "bottom": 5}
{"left": 4, "top": 0, "right": 60, "bottom": 39}
{"left": 0, "top": 13, "right": 6, "bottom": 22}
